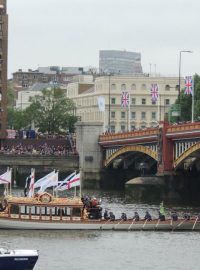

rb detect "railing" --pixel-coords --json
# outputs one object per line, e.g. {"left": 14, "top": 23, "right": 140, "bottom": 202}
{"left": 167, "top": 122, "right": 200, "bottom": 133}
{"left": 99, "top": 128, "right": 159, "bottom": 142}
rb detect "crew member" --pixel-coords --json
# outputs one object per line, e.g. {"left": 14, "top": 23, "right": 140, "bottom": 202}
{"left": 133, "top": 211, "right": 140, "bottom": 221}
{"left": 183, "top": 213, "right": 190, "bottom": 220}
{"left": 109, "top": 212, "right": 115, "bottom": 221}
{"left": 103, "top": 209, "right": 109, "bottom": 220}
{"left": 144, "top": 211, "right": 152, "bottom": 221}
{"left": 171, "top": 211, "right": 178, "bottom": 221}
{"left": 158, "top": 211, "right": 165, "bottom": 221}
{"left": 121, "top": 213, "right": 127, "bottom": 221}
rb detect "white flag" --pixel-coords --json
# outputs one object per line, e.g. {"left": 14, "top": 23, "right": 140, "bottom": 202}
{"left": 28, "top": 168, "right": 35, "bottom": 198}
{"left": 0, "top": 169, "right": 12, "bottom": 185}
{"left": 34, "top": 170, "right": 55, "bottom": 189}
{"left": 97, "top": 96, "right": 105, "bottom": 112}
{"left": 38, "top": 171, "right": 59, "bottom": 193}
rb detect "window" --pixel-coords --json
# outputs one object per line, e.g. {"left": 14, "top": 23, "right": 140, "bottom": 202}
{"left": 121, "top": 84, "right": 126, "bottom": 91}
{"left": 121, "top": 111, "right": 126, "bottom": 119}
{"left": 152, "top": 100, "right": 156, "bottom": 105}
{"left": 131, "top": 112, "right": 136, "bottom": 119}
{"left": 141, "top": 124, "right": 146, "bottom": 129}
{"left": 111, "top": 84, "right": 116, "bottom": 91}
{"left": 141, "top": 84, "right": 146, "bottom": 90}
{"left": 141, "top": 112, "right": 146, "bottom": 120}
{"left": 121, "top": 125, "right": 125, "bottom": 132}
{"left": 165, "top": 85, "right": 170, "bottom": 91}
{"left": 131, "top": 125, "right": 135, "bottom": 131}
{"left": 110, "top": 125, "right": 115, "bottom": 133}
{"left": 142, "top": 98, "right": 146, "bottom": 105}
{"left": 111, "top": 111, "right": 115, "bottom": 118}
{"left": 131, "top": 98, "right": 136, "bottom": 105}
{"left": 111, "top": 98, "right": 116, "bottom": 104}
{"left": 131, "top": 84, "right": 136, "bottom": 90}
{"left": 152, "top": 112, "right": 156, "bottom": 120}
{"left": 175, "top": 85, "right": 179, "bottom": 91}
{"left": 165, "top": 99, "right": 170, "bottom": 105}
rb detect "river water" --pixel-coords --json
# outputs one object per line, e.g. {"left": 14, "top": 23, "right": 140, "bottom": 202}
{"left": 1, "top": 189, "right": 200, "bottom": 270}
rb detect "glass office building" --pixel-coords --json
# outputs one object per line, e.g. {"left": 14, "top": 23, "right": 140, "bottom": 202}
{"left": 99, "top": 50, "right": 143, "bottom": 75}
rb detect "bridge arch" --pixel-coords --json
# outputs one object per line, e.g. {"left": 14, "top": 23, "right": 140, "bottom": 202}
{"left": 174, "top": 141, "right": 200, "bottom": 169}
{"left": 104, "top": 145, "right": 158, "bottom": 167}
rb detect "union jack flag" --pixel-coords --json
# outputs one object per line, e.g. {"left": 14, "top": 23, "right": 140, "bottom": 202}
{"left": 121, "top": 91, "right": 130, "bottom": 108}
{"left": 185, "top": 76, "right": 193, "bottom": 95}
{"left": 150, "top": 84, "right": 159, "bottom": 102}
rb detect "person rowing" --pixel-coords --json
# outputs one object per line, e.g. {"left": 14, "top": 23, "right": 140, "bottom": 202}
{"left": 109, "top": 212, "right": 115, "bottom": 221}
{"left": 144, "top": 211, "right": 152, "bottom": 221}
{"left": 121, "top": 213, "right": 127, "bottom": 221}
{"left": 103, "top": 209, "right": 110, "bottom": 220}
{"left": 158, "top": 211, "right": 165, "bottom": 221}
{"left": 171, "top": 211, "right": 178, "bottom": 221}
{"left": 132, "top": 211, "right": 140, "bottom": 221}
{"left": 183, "top": 213, "right": 190, "bottom": 220}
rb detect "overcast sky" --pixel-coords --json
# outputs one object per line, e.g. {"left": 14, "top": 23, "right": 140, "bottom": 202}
{"left": 8, "top": 0, "right": 200, "bottom": 78}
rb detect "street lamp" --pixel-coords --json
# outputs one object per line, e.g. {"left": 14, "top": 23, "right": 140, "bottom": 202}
{"left": 178, "top": 50, "right": 193, "bottom": 104}
{"left": 108, "top": 74, "right": 111, "bottom": 132}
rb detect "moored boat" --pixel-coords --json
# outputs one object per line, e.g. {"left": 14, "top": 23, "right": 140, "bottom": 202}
{"left": 0, "top": 192, "right": 200, "bottom": 231}
{"left": 0, "top": 248, "right": 38, "bottom": 270}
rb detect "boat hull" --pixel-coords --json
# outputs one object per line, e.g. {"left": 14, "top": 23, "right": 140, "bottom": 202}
{"left": 0, "top": 217, "right": 199, "bottom": 231}
{"left": 0, "top": 250, "right": 38, "bottom": 270}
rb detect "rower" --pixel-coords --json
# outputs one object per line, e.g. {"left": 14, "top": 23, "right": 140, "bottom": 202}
{"left": 158, "top": 211, "right": 165, "bottom": 221}
{"left": 183, "top": 213, "right": 190, "bottom": 220}
{"left": 121, "top": 213, "right": 127, "bottom": 221}
{"left": 171, "top": 211, "right": 178, "bottom": 221}
{"left": 144, "top": 211, "right": 152, "bottom": 221}
{"left": 133, "top": 211, "right": 140, "bottom": 221}
{"left": 103, "top": 209, "right": 109, "bottom": 220}
{"left": 109, "top": 212, "right": 115, "bottom": 221}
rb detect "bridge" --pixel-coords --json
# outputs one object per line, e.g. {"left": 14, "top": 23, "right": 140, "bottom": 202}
{"left": 99, "top": 121, "right": 200, "bottom": 175}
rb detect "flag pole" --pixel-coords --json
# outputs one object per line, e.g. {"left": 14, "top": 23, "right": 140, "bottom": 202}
{"left": 9, "top": 168, "right": 12, "bottom": 196}
{"left": 192, "top": 76, "right": 194, "bottom": 123}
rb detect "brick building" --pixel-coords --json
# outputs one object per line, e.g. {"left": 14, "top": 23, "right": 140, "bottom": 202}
{"left": 0, "top": 0, "right": 8, "bottom": 138}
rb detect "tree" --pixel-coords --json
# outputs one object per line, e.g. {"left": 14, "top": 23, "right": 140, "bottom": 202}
{"left": 25, "top": 87, "right": 77, "bottom": 133}
{"left": 173, "top": 74, "right": 200, "bottom": 122}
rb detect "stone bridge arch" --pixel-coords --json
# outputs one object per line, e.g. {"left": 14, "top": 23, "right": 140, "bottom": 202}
{"left": 104, "top": 145, "right": 158, "bottom": 167}
{"left": 174, "top": 141, "right": 200, "bottom": 169}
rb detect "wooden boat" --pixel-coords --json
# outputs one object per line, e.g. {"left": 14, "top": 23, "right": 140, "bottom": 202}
{"left": 0, "top": 192, "right": 200, "bottom": 231}
{"left": 0, "top": 247, "right": 38, "bottom": 270}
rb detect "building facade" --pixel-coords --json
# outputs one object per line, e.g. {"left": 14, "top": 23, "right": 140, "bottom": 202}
{"left": 99, "top": 50, "right": 143, "bottom": 75}
{"left": 0, "top": 0, "right": 7, "bottom": 138}
{"left": 67, "top": 75, "right": 182, "bottom": 133}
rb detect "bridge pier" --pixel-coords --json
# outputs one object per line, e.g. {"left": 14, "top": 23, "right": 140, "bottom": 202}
{"left": 75, "top": 122, "right": 103, "bottom": 188}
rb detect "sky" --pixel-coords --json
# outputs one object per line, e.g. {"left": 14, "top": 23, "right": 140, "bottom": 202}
{"left": 8, "top": 0, "right": 200, "bottom": 78}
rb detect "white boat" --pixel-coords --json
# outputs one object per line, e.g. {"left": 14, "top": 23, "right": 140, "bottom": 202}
{"left": 0, "top": 248, "right": 38, "bottom": 270}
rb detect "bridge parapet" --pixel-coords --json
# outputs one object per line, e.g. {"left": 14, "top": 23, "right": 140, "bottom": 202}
{"left": 166, "top": 122, "right": 200, "bottom": 139}
{"left": 99, "top": 128, "right": 159, "bottom": 147}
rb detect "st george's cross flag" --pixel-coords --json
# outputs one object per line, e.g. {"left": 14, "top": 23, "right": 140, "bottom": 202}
{"left": 121, "top": 91, "right": 130, "bottom": 108}
{"left": 150, "top": 84, "right": 159, "bottom": 102}
{"left": 185, "top": 76, "right": 193, "bottom": 95}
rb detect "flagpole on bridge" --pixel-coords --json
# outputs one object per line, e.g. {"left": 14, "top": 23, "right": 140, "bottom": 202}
{"left": 192, "top": 76, "right": 194, "bottom": 123}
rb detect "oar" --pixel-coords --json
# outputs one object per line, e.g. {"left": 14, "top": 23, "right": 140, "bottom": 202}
{"left": 99, "top": 219, "right": 110, "bottom": 230}
{"left": 192, "top": 217, "right": 198, "bottom": 231}
{"left": 173, "top": 219, "right": 186, "bottom": 231}
{"left": 155, "top": 219, "right": 160, "bottom": 229}
{"left": 142, "top": 219, "right": 148, "bottom": 229}
{"left": 128, "top": 218, "right": 135, "bottom": 231}
{"left": 113, "top": 219, "right": 123, "bottom": 229}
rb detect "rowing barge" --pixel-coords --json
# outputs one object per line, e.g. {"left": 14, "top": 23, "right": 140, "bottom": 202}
{"left": 0, "top": 192, "right": 199, "bottom": 231}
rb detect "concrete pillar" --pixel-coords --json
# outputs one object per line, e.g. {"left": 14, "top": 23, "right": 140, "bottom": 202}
{"left": 75, "top": 122, "right": 104, "bottom": 188}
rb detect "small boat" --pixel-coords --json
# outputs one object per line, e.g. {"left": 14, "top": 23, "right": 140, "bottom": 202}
{"left": 0, "top": 248, "right": 38, "bottom": 270}
{"left": 0, "top": 192, "right": 200, "bottom": 231}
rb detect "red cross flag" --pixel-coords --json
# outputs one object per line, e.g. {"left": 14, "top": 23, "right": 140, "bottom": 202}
{"left": 185, "top": 76, "right": 193, "bottom": 95}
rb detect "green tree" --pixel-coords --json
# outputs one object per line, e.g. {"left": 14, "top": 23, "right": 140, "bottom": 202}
{"left": 172, "top": 74, "right": 200, "bottom": 122}
{"left": 25, "top": 87, "right": 77, "bottom": 133}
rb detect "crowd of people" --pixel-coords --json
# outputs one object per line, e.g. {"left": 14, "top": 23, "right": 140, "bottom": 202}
{"left": 0, "top": 142, "right": 77, "bottom": 156}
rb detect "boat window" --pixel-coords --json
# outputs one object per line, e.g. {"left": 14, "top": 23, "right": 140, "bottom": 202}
{"left": 10, "top": 204, "right": 20, "bottom": 214}
{"left": 20, "top": 205, "right": 28, "bottom": 214}
{"left": 40, "top": 207, "right": 51, "bottom": 216}
{"left": 64, "top": 207, "right": 71, "bottom": 216}
{"left": 29, "top": 206, "right": 37, "bottom": 215}
{"left": 72, "top": 208, "right": 81, "bottom": 217}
